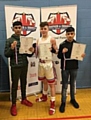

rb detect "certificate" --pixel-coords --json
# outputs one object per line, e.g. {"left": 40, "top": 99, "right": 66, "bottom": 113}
{"left": 71, "top": 43, "right": 86, "bottom": 61}
{"left": 19, "top": 36, "right": 33, "bottom": 54}
{"left": 38, "top": 43, "right": 52, "bottom": 60}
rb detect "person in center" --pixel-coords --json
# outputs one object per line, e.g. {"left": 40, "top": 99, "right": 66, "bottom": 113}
{"left": 35, "top": 21, "right": 58, "bottom": 115}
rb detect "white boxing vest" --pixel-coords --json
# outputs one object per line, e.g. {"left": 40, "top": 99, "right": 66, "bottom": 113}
{"left": 38, "top": 36, "right": 52, "bottom": 69}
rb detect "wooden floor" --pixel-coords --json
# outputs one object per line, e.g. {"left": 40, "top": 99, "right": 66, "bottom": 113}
{"left": 0, "top": 88, "right": 91, "bottom": 120}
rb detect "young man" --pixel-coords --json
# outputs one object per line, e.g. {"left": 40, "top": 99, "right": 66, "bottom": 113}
{"left": 4, "top": 21, "right": 34, "bottom": 116}
{"left": 35, "top": 21, "right": 58, "bottom": 115}
{"left": 57, "top": 27, "right": 85, "bottom": 113}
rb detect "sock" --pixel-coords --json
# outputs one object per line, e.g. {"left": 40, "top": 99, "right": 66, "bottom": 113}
{"left": 51, "top": 96, "right": 55, "bottom": 102}
{"left": 43, "top": 90, "right": 48, "bottom": 95}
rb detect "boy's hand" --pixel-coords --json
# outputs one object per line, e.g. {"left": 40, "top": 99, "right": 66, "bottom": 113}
{"left": 81, "top": 53, "right": 86, "bottom": 58}
{"left": 49, "top": 47, "right": 56, "bottom": 53}
{"left": 33, "top": 43, "right": 36, "bottom": 48}
{"left": 50, "top": 38, "right": 58, "bottom": 53}
{"left": 62, "top": 48, "right": 68, "bottom": 53}
{"left": 11, "top": 41, "right": 17, "bottom": 50}
{"left": 29, "top": 47, "right": 34, "bottom": 53}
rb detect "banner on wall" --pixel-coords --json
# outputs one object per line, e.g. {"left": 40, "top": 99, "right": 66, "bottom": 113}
{"left": 5, "top": 5, "right": 77, "bottom": 99}
{"left": 5, "top": 5, "right": 41, "bottom": 99}
{"left": 41, "top": 5, "right": 77, "bottom": 93}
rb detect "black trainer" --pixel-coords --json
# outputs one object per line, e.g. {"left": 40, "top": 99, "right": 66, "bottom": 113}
{"left": 70, "top": 99, "right": 79, "bottom": 108}
{"left": 59, "top": 102, "right": 65, "bottom": 113}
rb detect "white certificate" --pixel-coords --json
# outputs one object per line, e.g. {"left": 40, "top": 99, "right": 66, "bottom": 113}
{"left": 39, "top": 43, "right": 52, "bottom": 60}
{"left": 19, "top": 36, "right": 33, "bottom": 54}
{"left": 71, "top": 43, "right": 86, "bottom": 61}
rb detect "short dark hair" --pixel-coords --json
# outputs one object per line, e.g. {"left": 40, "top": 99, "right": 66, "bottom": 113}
{"left": 13, "top": 21, "right": 22, "bottom": 27}
{"left": 66, "top": 27, "right": 75, "bottom": 33}
{"left": 40, "top": 21, "right": 49, "bottom": 27}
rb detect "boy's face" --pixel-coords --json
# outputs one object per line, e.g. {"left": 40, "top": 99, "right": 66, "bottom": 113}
{"left": 13, "top": 25, "right": 22, "bottom": 36}
{"left": 40, "top": 25, "right": 49, "bottom": 37}
{"left": 66, "top": 31, "right": 75, "bottom": 42}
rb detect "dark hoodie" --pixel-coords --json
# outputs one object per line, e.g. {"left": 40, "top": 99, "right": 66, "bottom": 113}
{"left": 4, "top": 34, "right": 33, "bottom": 67}
{"left": 57, "top": 39, "right": 78, "bottom": 70}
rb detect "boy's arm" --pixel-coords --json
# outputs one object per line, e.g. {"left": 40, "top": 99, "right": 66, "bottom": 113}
{"left": 35, "top": 39, "right": 39, "bottom": 58}
{"left": 57, "top": 44, "right": 63, "bottom": 59}
{"left": 50, "top": 38, "right": 58, "bottom": 54}
{"left": 25, "top": 53, "right": 34, "bottom": 57}
{"left": 4, "top": 39, "right": 14, "bottom": 58}
{"left": 26, "top": 43, "right": 36, "bottom": 57}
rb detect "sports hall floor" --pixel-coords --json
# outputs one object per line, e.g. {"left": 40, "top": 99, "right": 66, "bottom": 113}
{"left": 0, "top": 88, "right": 91, "bottom": 120}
